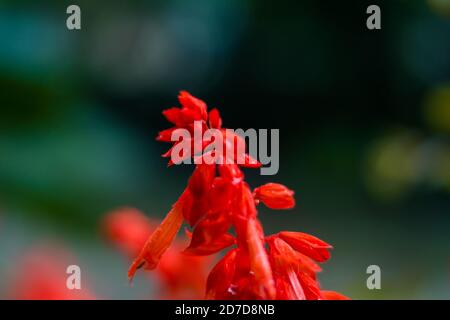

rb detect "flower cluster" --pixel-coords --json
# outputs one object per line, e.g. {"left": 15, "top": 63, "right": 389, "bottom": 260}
{"left": 128, "top": 91, "right": 348, "bottom": 300}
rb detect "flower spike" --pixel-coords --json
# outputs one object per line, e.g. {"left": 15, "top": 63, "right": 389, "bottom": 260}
{"left": 128, "top": 91, "right": 347, "bottom": 300}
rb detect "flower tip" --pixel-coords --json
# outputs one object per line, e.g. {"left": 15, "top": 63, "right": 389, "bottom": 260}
{"left": 127, "top": 262, "right": 139, "bottom": 282}
{"left": 241, "top": 154, "right": 262, "bottom": 168}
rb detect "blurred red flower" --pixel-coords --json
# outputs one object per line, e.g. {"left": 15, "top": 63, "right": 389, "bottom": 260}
{"left": 7, "top": 247, "right": 94, "bottom": 300}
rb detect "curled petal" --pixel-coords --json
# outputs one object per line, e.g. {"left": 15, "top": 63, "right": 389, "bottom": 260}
{"left": 321, "top": 290, "right": 351, "bottom": 300}
{"left": 128, "top": 196, "right": 185, "bottom": 280}
{"left": 184, "top": 233, "right": 235, "bottom": 256}
{"left": 279, "top": 231, "right": 332, "bottom": 262}
{"left": 184, "top": 214, "right": 234, "bottom": 256}
{"left": 254, "top": 183, "right": 295, "bottom": 210}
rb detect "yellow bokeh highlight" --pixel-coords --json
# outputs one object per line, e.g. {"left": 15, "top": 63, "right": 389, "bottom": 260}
{"left": 424, "top": 85, "right": 450, "bottom": 133}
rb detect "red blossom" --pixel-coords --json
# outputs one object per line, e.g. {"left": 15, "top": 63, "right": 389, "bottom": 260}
{"left": 128, "top": 197, "right": 185, "bottom": 275}
{"left": 127, "top": 91, "right": 347, "bottom": 300}
{"left": 102, "top": 207, "right": 212, "bottom": 299}
{"left": 254, "top": 183, "right": 295, "bottom": 209}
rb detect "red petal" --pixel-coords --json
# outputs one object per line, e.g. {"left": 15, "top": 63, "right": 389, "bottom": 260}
{"left": 184, "top": 197, "right": 209, "bottom": 228}
{"left": 275, "top": 276, "right": 301, "bottom": 300}
{"left": 184, "top": 233, "right": 235, "bottom": 256}
{"left": 178, "top": 91, "right": 208, "bottom": 121}
{"left": 267, "top": 236, "right": 321, "bottom": 278}
{"left": 184, "top": 164, "right": 217, "bottom": 226}
{"left": 240, "top": 153, "right": 262, "bottom": 168}
{"left": 218, "top": 164, "right": 244, "bottom": 184}
{"left": 128, "top": 194, "right": 186, "bottom": 280}
{"left": 184, "top": 215, "right": 234, "bottom": 256}
{"left": 321, "top": 290, "right": 351, "bottom": 300}
{"left": 295, "top": 252, "right": 322, "bottom": 278}
{"left": 208, "top": 177, "right": 234, "bottom": 213}
{"left": 208, "top": 108, "right": 222, "bottom": 129}
{"left": 297, "top": 271, "right": 322, "bottom": 300}
{"left": 162, "top": 107, "right": 182, "bottom": 126}
{"left": 287, "top": 269, "right": 307, "bottom": 300}
{"left": 246, "top": 219, "right": 276, "bottom": 299}
{"left": 279, "top": 231, "right": 332, "bottom": 262}
{"left": 222, "top": 130, "right": 246, "bottom": 164}
{"left": 157, "top": 127, "right": 177, "bottom": 142}
{"left": 188, "top": 164, "right": 216, "bottom": 197}
{"left": 253, "top": 183, "right": 295, "bottom": 210}
{"left": 205, "top": 249, "right": 238, "bottom": 299}
{"left": 180, "top": 107, "right": 202, "bottom": 124}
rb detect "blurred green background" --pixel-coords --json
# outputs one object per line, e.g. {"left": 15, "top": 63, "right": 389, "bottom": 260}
{"left": 0, "top": 0, "right": 449, "bottom": 299}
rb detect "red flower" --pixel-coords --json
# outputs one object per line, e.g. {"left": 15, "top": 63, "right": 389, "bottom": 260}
{"left": 254, "top": 183, "right": 295, "bottom": 209}
{"left": 128, "top": 195, "right": 185, "bottom": 274}
{"left": 127, "top": 91, "right": 347, "bottom": 300}
{"left": 102, "top": 207, "right": 212, "bottom": 299}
